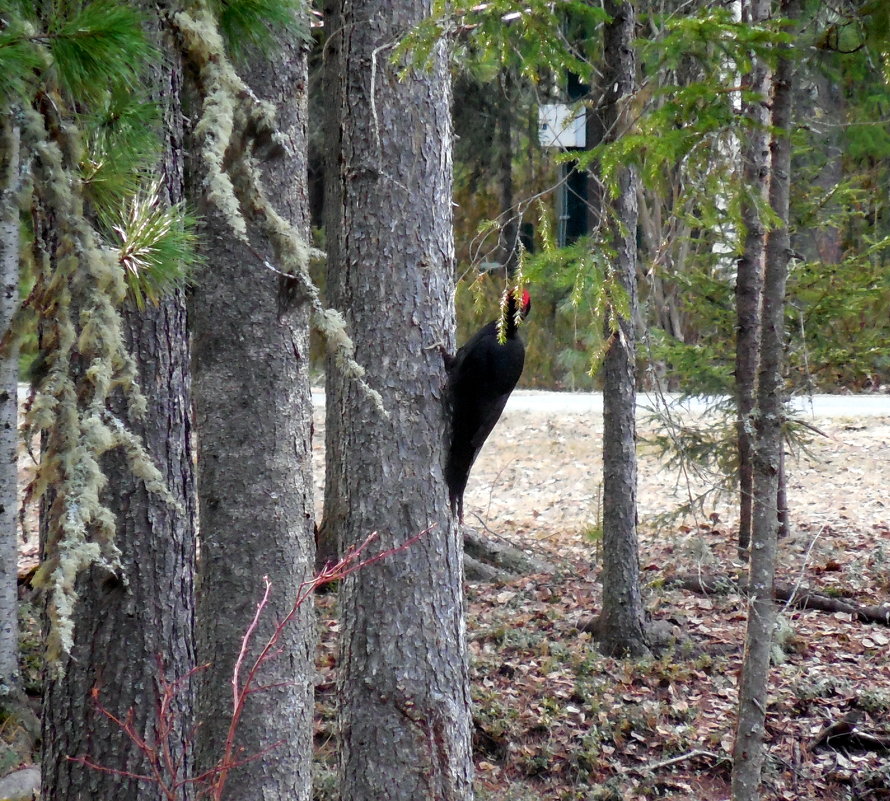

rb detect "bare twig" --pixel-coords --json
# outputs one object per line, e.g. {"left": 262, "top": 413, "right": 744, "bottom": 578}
{"left": 630, "top": 748, "right": 729, "bottom": 774}
{"left": 782, "top": 524, "right": 825, "bottom": 615}
{"left": 73, "top": 526, "right": 436, "bottom": 799}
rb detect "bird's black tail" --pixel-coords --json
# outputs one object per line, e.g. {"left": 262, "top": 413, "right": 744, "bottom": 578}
{"left": 445, "top": 450, "right": 472, "bottom": 522}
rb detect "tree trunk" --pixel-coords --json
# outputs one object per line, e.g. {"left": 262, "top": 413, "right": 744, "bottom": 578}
{"left": 38, "top": 13, "right": 198, "bottom": 800}
{"left": 497, "top": 70, "right": 518, "bottom": 275}
{"left": 734, "top": 0, "right": 771, "bottom": 554}
{"left": 322, "top": 0, "right": 474, "bottom": 796}
{"left": 596, "top": 0, "right": 648, "bottom": 659}
{"left": 731, "top": 3, "right": 798, "bottom": 798}
{"left": 777, "top": 443, "right": 789, "bottom": 539}
{"left": 39, "top": 286, "right": 198, "bottom": 787}
{"left": 0, "top": 113, "right": 21, "bottom": 706}
{"left": 795, "top": 62, "right": 844, "bottom": 267}
{"left": 41, "top": 299, "right": 197, "bottom": 801}
{"left": 189, "top": 35, "right": 316, "bottom": 801}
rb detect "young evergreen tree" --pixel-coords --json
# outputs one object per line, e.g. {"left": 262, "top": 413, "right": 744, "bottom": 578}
{"left": 494, "top": 69, "right": 521, "bottom": 272}
{"left": 732, "top": 1, "right": 799, "bottom": 797}
{"left": 595, "top": 0, "right": 649, "bottom": 659}
{"left": 322, "top": 0, "right": 474, "bottom": 795}
{"left": 188, "top": 21, "right": 317, "bottom": 801}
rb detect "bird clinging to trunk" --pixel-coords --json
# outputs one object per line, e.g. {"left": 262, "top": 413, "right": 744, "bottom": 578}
{"left": 444, "top": 288, "right": 531, "bottom": 521}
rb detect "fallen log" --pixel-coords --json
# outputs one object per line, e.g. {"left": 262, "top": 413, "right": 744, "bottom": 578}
{"left": 462, "top": 525, "right": 555, "bottom": 580}
{"left": 667, "top": 572, "right": 890, "bottom": 627}
{"left": 811, "top": 710, "right": 890, "bottom": 754}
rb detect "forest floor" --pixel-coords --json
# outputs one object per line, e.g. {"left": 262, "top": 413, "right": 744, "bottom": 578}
{"left": 12, "top": 392, "right": 890, "bottom": 800}
{"left": 311, "top": 393, "right": 890, "bottom": 801}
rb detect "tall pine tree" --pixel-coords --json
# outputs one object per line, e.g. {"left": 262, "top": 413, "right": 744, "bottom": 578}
{"left": 322, "top": 0, "right": 474, "bottom": 794}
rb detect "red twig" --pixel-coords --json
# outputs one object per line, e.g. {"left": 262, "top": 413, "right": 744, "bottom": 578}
{"left": 211, "top": 525, "right": 435, "bottom": 800}
{"left": 73, "top": 525, "right": 436, "bottom": 801}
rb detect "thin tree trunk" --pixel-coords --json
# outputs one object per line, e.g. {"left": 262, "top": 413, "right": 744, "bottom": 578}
{"left": 0, "top": 112, "right": 21, "bottom": 704}
{"left": 777, "top": 444, "right": 789, "bottom": 539}
{"left": 316, "top": 17, "right": 341, "bottom": 570}
{"left": 39, "top": 13, "right": 198, "bottom": 800}
{"left": 732, "top": 2, "right": 798, "bottom": 797}
{"left": 189, "top": 34, "right": 315, "bottom": 801}
{"left": 735, "top": 0, "right": 771, "bottom": 554}
{"left": 323, "top": 0, "right": 474, "bottom": 796}
{"left": 596, "top": 0, "right": 648, "bottom": 659}
{"left": 795, "top": 64, "right": 844, "bottom": 267}
{"left": 497, "top": 70, "right": 518, "bottom": 275}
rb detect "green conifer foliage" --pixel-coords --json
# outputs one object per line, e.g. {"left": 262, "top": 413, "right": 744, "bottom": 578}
{"left": 409, "top": 1, "right": 890, "bottom": 393}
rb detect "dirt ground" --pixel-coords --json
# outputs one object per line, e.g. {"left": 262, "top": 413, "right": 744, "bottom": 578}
{"left": 312, "top": 395, "right": 890, "bottom": 801}
{"left": 457, "top": 400, "right": 888, "bottom": 558}
{"left": 16, "top": 393, "right": 890, "bottom": 800}
{"left": 312, "top": 392, "right": 890, "bottom": 568}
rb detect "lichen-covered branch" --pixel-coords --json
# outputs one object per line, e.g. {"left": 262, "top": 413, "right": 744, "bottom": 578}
{"left": 22, "top": 105, "right": 177, "bottom": 671}
{"left": 172, "top": 1, "right": 385, "bottom": 414}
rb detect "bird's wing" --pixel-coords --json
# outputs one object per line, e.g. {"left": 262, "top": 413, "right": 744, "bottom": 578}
{"left": 469, "top": 393, "right": 511, "bottom": 452}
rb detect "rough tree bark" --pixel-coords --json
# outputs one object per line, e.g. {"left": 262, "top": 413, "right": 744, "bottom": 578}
{"left": 732, "top": 2, "right": 798, "bottom": 798}
{"left": 596, "top": 0, "right": 649, "bottom": 659}
{"left": 322, "top": 0, "right": 474, "bottom": 796}
{"left": 41, "top": 308, "right": 196, "bottom": 801}
{"left": 735, "top": 0, "right": 771, "bottom": 554}
{"left": 189, "top": 33, "right": 316, "bottom": 801}
{"left": 40, "top": 14, "right": 197, "bottom": 797}
{"left": 0, "top": 113, "right": 21, "bottom": 708}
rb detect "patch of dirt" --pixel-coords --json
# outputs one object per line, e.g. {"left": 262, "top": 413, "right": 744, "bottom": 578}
{"left": 461, "top": 406, "right": 890, "bottom": 566}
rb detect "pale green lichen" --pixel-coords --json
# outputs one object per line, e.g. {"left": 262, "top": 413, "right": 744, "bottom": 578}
{"left": 35, "top": 539, "right": 108, "bottom": 667}
{"left": 103, "top": 411, "right": 179, "bottom": 508}
{"left": 21, "top": 100, "right": 177, "bottom": 675}
{"left": 18, "top": 0, "right": 393, "bottom": 674}
{"left": 174, "top": 7, "right": 245, "bottom": 238}
{"left": 174, "top": 1, "right": 386, "bottom": 416}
